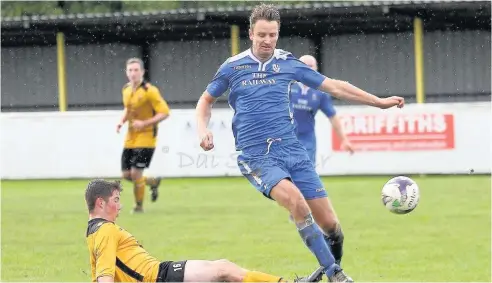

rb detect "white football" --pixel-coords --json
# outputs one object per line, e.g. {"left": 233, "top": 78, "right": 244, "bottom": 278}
{"left": 381, "top": 176, "right": 420, "bottom": 214}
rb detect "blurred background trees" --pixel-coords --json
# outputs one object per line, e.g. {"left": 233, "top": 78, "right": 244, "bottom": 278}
{"left": 1, "top": 1, "right": 329, "bottom": 17}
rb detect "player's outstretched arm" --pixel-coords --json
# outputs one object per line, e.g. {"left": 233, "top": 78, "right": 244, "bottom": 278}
{"left": 318, "top": 77, "right": 404, "bottom": 109}
{"left": 196, "top": 91, "right": 217, "bottom": 151}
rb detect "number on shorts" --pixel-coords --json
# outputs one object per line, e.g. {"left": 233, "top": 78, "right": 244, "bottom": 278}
{"left": 173, "top": 263, "right": 182, "bottom": 272}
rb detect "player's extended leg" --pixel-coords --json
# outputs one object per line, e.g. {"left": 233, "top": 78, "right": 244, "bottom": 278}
{"left": 307, "top": 197, "right": 344, "bottom": 266}
{"left": 129, "top": 148, "right": 162, "bottom": 210}
{"left": 237, "top": 148, "right": 348, "bottom": 282}
{"left": 121, "top": 149, "right": 142, "bottom": 212}
{"left": 292, "top": 144, "right": 344, "bottom": 266}
{"left": 269, "top": 180, "right": 346, "bottom": 281}
{"left": 287, "top": 200, "right": 343, "bottom": 266}
{"left": 130, "top": 167, "right": 146, "bottom": 213}
{"left": 287, "top": 143, "right": 352, "bottom": 282}
{"left": 160, "top": 259, "right": 290, "bottom": 282}
{"left": 300, "top": 137, "right": 343, "bottom": 265}
{"left": 121, "top": 148, "right": 146, "bottom": 213}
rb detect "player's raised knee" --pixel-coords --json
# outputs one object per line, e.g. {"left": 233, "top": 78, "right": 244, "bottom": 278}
{"left": 286, "top": 191, "right": 307, "bottom": 212}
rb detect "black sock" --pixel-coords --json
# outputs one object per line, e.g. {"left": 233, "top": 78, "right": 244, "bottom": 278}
{"left": 324, "top": 225, "right": 344, "bottom": 266}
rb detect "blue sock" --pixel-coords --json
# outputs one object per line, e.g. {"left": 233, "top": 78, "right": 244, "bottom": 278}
{"left": 297, "top": 214, "right": 339, "bottom": 277}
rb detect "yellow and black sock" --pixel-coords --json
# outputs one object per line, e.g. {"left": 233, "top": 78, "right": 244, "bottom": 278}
{"left": 242, "top": 271, "right": 285, "bottom": 282}
{"left": 133, "top": 177, "right": 146, "bottom": 207}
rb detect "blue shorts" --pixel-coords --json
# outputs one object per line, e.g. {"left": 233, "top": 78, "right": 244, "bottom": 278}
{"left": 297, "top": 132, "right": 317, "bottom": 165}
{"left": 237, "top": 138, "right": 326, "bottom": 200}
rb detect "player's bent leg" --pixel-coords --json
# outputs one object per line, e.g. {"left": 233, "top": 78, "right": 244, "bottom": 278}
{"left": 270, "top": 179, "right": 310, "bottom": 220}
{"left": 180, "top": 259, "right": 286, "bottom": 282}
{"left": 307, "top": 197, "right": 344, "bottom": 266}
{"left": 269, "top": 180, "right": 341, "bottom": 280}
{"left": 237, "top": 152, "right": 350, "bottom": 281}
{"left": 287, "top": 153, "right": 352, "bottom": 282}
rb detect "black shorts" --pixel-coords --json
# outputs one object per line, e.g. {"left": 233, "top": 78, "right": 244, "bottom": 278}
{"left": 121, "top": 148, "right": 155, "bottom": 171}
{"left": 156, "top": 260, "right": 187, "bottom": 282}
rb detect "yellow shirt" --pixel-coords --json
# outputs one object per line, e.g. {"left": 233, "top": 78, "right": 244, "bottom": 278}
{"left": 122, "top": 82, "right": 170, "bottom": 148}
{"left": 86, "top": 218, "right": 161, "bottom": 282}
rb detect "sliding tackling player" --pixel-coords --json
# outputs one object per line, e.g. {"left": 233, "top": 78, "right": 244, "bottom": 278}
{"left": 85, "top": 179, "right": 315, "bottom": 282}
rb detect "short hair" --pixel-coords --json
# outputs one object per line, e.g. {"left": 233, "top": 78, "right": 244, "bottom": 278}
{"left": 249, "top": 3, "right": 281, "bottom": 29}
{"left": 126, "top": 57, "right": 144, "bottom": 69}
{"left": 85, "top": 179, "right": 123, "bottom": 212}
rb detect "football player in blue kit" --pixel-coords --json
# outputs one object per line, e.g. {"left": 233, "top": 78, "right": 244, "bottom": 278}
{"left": 290, "top": 54, "right": 354, "bottom": 165}
{"left": 195, "top": 4, "right": 404, "bottom": 282}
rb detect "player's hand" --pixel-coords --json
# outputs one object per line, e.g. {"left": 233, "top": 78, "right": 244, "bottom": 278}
{"left": 341, "top": 139, "right": 355, "bottom": 155}
{"left": 132, "top": 120, "right": 146, "bottom": 131}
{"left": 199, "top": 130, "right": 214, "bottom": 151}
{"left": 377, "top": 96, "right": 405, "bottom": 109}
{"left": 116, "top": 123, "right": 123, "bottom": 133}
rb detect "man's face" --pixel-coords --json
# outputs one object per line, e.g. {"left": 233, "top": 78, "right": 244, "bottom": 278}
{"left": 126, "top": 62, "right": 144, "bottom": 84}
{"left": 100, "top": 190, "right": 121, "bottom": 221}
{"left": 249, "top": 19, "right": 279, "bottom": 59}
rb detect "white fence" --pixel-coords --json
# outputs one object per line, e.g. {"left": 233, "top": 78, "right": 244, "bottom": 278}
{"left": 1, "top": 102, "right": 490, "bottom": 179}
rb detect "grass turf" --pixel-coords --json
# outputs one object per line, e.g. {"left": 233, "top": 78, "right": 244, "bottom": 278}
{"left": 1, "top": 175, "right": 490, "bottom": 282}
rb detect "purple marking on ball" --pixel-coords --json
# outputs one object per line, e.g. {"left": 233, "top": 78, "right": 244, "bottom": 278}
{"left": 388, "top": 176, "right": 414, "bottom": 196}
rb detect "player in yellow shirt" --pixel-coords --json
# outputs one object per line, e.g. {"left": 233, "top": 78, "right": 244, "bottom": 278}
{"left": 85, "top": 179, "right": 319, "bottom": 282}
{"left": 117, "top": 58, "right": 169, "bottom": 213}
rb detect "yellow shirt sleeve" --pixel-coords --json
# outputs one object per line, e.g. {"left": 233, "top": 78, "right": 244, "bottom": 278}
{"left": 148, "top": 87, "right": 170, "bottom": 115}
{"left": 94, "top": 224, "right": 119, "bottom": 280}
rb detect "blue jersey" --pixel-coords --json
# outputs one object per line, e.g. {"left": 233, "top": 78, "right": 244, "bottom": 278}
{"left": 290, "top": 82, "right": 336, "bottom": 136}
{"left": 206, "top": 48, "right": 326, "bottom": 150}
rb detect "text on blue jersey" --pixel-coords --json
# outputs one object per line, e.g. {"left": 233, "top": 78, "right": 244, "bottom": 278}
{"left": 206, "top": 48, "right": 327, "bottom": 150}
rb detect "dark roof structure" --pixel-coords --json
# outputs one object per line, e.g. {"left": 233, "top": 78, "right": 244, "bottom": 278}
{"left": 2, "top": 0, "right": 490, "bottom": 46}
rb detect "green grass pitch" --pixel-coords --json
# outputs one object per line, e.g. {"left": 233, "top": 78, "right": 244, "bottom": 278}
{"left": 1, "top": 175, "right": 490, "bottom": 282}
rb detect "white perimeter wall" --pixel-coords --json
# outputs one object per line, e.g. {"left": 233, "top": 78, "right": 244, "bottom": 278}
{"left": 1, "top": 102, "right": 490, "bottom": 179}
